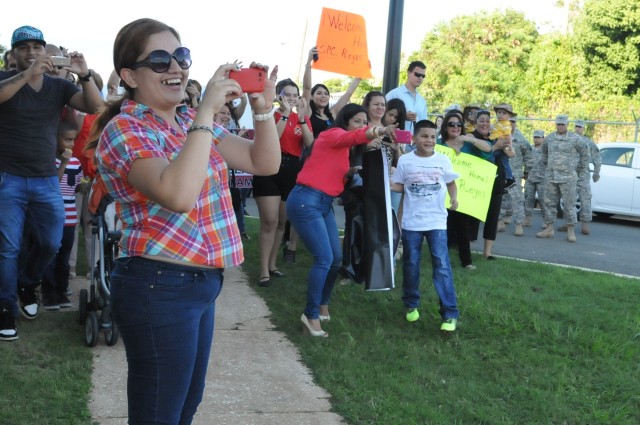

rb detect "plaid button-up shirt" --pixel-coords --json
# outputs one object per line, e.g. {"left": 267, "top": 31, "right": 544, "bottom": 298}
{"left": 97, "top": 100, "right": 243, "bottom": 268}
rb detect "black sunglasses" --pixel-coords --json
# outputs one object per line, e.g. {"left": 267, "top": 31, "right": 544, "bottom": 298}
{"left": 413, "top": 72, "right": 425, "bottom": 78}
{"left": 130, "top": 47, "right": 192, "bottom": 73}
{"left": 447, "top": 122, "right": 463, "bottom": 128}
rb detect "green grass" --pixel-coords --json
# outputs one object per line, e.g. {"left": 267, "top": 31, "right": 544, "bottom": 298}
{"left": 241, "top": 217, "right": 640, "bottom": 425}
{"left": 0, "top": 312, "right": 94, "bottom": 425}
{"left": 2, "top": 219, "right": 638, "bottom": 424}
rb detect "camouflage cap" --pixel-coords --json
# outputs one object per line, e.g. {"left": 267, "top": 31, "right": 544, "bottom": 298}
{"left": 533, "top": 130, "right": 545, "bottom": 138}
{"left": 574, "top": 120, "right": 586, "bottom": 128}
{"left": 494, "top": 103, "right": 517, "bottom": 117}
{"left": 555, "top": 114, "right": 569, "bottom": 125}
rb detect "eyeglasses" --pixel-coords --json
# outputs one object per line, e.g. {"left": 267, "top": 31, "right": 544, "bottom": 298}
{"left": 447, "top": 122, "right": 463, "bottom": 128}
{"left": 413, "top": 72, "right": 425, "bottom": 78}
{"left": 130, "top": 47, "right": 192, "bottom": 73}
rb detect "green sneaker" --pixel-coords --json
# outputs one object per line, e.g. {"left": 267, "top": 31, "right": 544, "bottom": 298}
{"left": 406, "top": 308, "right": 419, "bottom": 323}
{"left": 440, "top": 318, "right": 457, "bottom": 332}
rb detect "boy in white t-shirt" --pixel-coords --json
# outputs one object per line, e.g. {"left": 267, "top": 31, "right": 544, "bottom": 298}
{"left": 391, "top": 120, "right": 460, "bottom": 332}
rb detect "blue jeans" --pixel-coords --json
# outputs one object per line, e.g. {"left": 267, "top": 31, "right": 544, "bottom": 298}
{"left": 0, "top": 172, "right": 64, "bottom": 316}
{"left": 110, "top": 257, "right": 223, "bottom": 425}
{"left": 401, "top": 229, "right": 459, "bottom": 319}
{"left": 42, "top": 226, "right": 75, "bottom": 294}
{"left": 286, "top": 185, "right": 341, "bottom": 319}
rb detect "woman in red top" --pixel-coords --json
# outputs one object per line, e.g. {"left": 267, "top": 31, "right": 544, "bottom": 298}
{"left": 252, "top": 78, "right": 313, "bottom": 286}
{"left": 286, "top": 103, "right": 396, "bottom": 337}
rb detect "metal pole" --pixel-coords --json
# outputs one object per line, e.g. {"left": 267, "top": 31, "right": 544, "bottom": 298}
{"left": 382, "top": 0, "right": 404, "bottom": 95}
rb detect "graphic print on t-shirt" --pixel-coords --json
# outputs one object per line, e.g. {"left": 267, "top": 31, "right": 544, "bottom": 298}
{"left": 406, "top": 166, "right": 444, "bottom": 200}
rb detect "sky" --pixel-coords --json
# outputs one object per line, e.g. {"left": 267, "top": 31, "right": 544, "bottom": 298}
{"left": 3, "top": 0, "right": 568, "bottom": 87}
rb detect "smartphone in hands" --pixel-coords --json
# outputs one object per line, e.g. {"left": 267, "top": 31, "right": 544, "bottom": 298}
{"left": 51, "top": 56, "right": 71, "bottom": 67}
{"left": 229, "top": 68, "right": 265, "bottom": 93}
{"left": 394, "top": 129, "right": 413, "bottom": 144}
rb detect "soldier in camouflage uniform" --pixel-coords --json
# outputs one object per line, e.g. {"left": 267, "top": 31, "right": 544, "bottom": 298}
{"left": 536, "top": 115, "right": 589, "bottom": 242}
{"left": 573, "top": 120, "right": 601, "bottom": 235}
{"left": 523, "top": 130, "right": 545, "bottom": 227}
{"left": 498, "top": 117, "right": 532, "bottom": 236}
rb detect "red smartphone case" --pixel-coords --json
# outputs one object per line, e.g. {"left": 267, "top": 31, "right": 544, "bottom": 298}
{"left": 229, "top": 68, "right": 265, "bottom": 93}
{"left": 395, "top": 129, "right": 413, "bottom": 144}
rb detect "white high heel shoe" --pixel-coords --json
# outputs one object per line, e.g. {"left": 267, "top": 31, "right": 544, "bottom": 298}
{"left": 301, "top": 314, "right": 328, "bottom": 337}
{"left": 319, "top": 314, "right": 330, "bottom": 322}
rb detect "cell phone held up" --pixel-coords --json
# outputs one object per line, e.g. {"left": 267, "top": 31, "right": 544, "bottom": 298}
{"left": 51, "top": 56, "right": 71, "bottom": 67}
{"left": 394, "top": 129, "right": 413, "bottom": 144}
{"left": 228, "top": 68, "right": 265, "bottom": 93}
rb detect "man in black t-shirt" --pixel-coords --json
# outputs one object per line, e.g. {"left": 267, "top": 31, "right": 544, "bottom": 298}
{"left": 0, "top": 25, "right": 104, "bottom": 341}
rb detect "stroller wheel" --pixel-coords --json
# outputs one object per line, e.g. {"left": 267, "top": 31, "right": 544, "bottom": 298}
{"left": 105, "top": 322, "right": 119, "bottom": 346}
{"left": 78, "top": 289, "right": 88, "bottom": 325}
{"left": 85, "top": 312, "right": 99, "bottom": 347}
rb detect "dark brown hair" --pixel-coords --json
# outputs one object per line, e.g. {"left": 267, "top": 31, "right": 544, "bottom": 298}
{"left": 87, "top": 19, "right": 180, "bottom": 152}
{"left": 441, "top": 110, "right": 465, "bottom": 142}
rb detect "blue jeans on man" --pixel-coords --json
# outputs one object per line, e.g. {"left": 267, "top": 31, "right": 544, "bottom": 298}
{"left": 401, "top": 229, "right": 459, "bottom": 319}
{"left": 110, "top": 256, "right": 223, "bottom": 424}
{"left": 286, "top": 185, "right": 341, "bottom": 320}
{"left": 0, "top": 172, "right": 64, "bottom": 316}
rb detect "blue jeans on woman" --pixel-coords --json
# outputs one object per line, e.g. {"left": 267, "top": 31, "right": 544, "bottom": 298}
{"left": 401, "top": 229, "right": 459, "bottom": 320}
{"left": 0, "top": 172, "right": 64, "bottom": 316}
{"left": 286, "top": 185, "right": 341, "bottom": 319}
{"left": 110, "top": 256, "right": 223, "bottom": 425}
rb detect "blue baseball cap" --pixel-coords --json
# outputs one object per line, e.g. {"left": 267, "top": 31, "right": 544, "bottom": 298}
{"left": 11, "top": 25, "right": 46, "bottom": 49}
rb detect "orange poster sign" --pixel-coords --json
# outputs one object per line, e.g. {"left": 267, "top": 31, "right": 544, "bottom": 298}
{"left": 314, "top": 8, "right": 373, "bottom": 79}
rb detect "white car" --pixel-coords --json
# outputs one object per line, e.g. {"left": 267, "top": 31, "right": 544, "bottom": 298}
{"left": 591, "top": 142, "right": 640, "bottom": 218}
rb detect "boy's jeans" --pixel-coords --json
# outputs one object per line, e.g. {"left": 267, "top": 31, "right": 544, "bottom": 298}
{"left": 401, "top": 229, "right": 459, "bottom": 319}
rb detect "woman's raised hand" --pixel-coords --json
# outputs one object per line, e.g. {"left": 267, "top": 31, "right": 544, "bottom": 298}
{"left": 307, "top": 47, "right": 319, "bottom": 64}
{"left": 200, "top": 63, "right": 243, "bottom": 115}
{"left": 380, "top": 124, "right": 398, "bottom": 143}
{"left": 248, "top": 62, "right": 277, "bottom": 114}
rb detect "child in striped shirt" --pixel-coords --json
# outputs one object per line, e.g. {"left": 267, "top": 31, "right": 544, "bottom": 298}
{"left": 42, "top": 122, "right": 82, "bottom": 310}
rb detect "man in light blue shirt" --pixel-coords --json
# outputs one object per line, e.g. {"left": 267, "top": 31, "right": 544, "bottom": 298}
{"left": 386, "top": 60, "right": 428, "bottom": 137}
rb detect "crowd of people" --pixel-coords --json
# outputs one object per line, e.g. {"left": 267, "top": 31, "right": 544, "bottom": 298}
{"left": 0, "top": 21, "right": 602, "bottom": 423}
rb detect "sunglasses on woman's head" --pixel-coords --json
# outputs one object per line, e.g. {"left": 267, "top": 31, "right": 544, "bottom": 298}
{"left": 130, "top": 47, "right": 192, "bottom": 73}
{"left": 447, "top": 122, "right": 463, "bottom": 128}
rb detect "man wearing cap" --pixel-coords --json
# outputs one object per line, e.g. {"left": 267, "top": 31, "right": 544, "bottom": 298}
{"left": 536, "top": 115, "right": 589, "bottom": 242}
{"left": 523, "top": 130, "right": 546, "bottom": 226}
{"left": 386, "top": 60, "right": 428, "bottom": 136}
{"left": 498, "top": 115, "right": 532, "bottom": 236}
{"left": 0, "top": 25, "right": 103, "bottom": 341}
{"left": 569, "top": 120, "right": 602, "bottom": 235}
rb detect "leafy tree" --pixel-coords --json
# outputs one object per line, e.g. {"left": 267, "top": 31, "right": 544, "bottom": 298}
{"left": 320, "top": 77, "right": 380, "bottom": 105}
{"left": 408, "top": 9, "right": 539, "bottom": 112}
{"left": 0, "top": 44, "right": 6, "bottom": 69}
{"left": 573, "top": 0, "right": 640, "bottom": 98}
{"left": 520, "top": 33, "right": 581, "bottom": 111}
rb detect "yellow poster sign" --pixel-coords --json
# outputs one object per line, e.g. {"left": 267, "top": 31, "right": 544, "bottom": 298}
{"left": 435, "top": 145, "right": 497, "bottom": 221}
{"left": 314, "top": 8, "right": 373, "bottom": 79}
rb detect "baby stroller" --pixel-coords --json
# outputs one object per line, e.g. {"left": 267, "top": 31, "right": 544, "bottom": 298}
{"left": 78, "top": 175, "right": 120, "bottom": 347}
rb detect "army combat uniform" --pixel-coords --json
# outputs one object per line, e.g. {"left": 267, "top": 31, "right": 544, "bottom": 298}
{"left": 577, "top": 134, "right": 601, "bottom": 225}
{"left": 499, "top": 128, "right": 531, "bottom": 234}
{"left": 538, "top": 125, "right": 589, "bottom": 241}
{"left": 524, "top": 136, "right": 546, "bottom": 223}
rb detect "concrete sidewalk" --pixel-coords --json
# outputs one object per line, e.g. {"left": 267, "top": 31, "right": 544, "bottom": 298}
{"left": 71, "top": 267, "right": 345, "bottom": 424}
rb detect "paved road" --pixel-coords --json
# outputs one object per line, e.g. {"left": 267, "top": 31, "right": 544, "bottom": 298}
{"left": 245, "top": 197, "right": 639, "bottom": 278}
{"left": 475, "top": 212, "right": 640, "bottom": 278}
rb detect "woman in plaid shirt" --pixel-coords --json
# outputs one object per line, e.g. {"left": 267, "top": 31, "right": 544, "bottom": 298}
{"left": 94, "top": 18, "right": 280, "bottom": 424}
